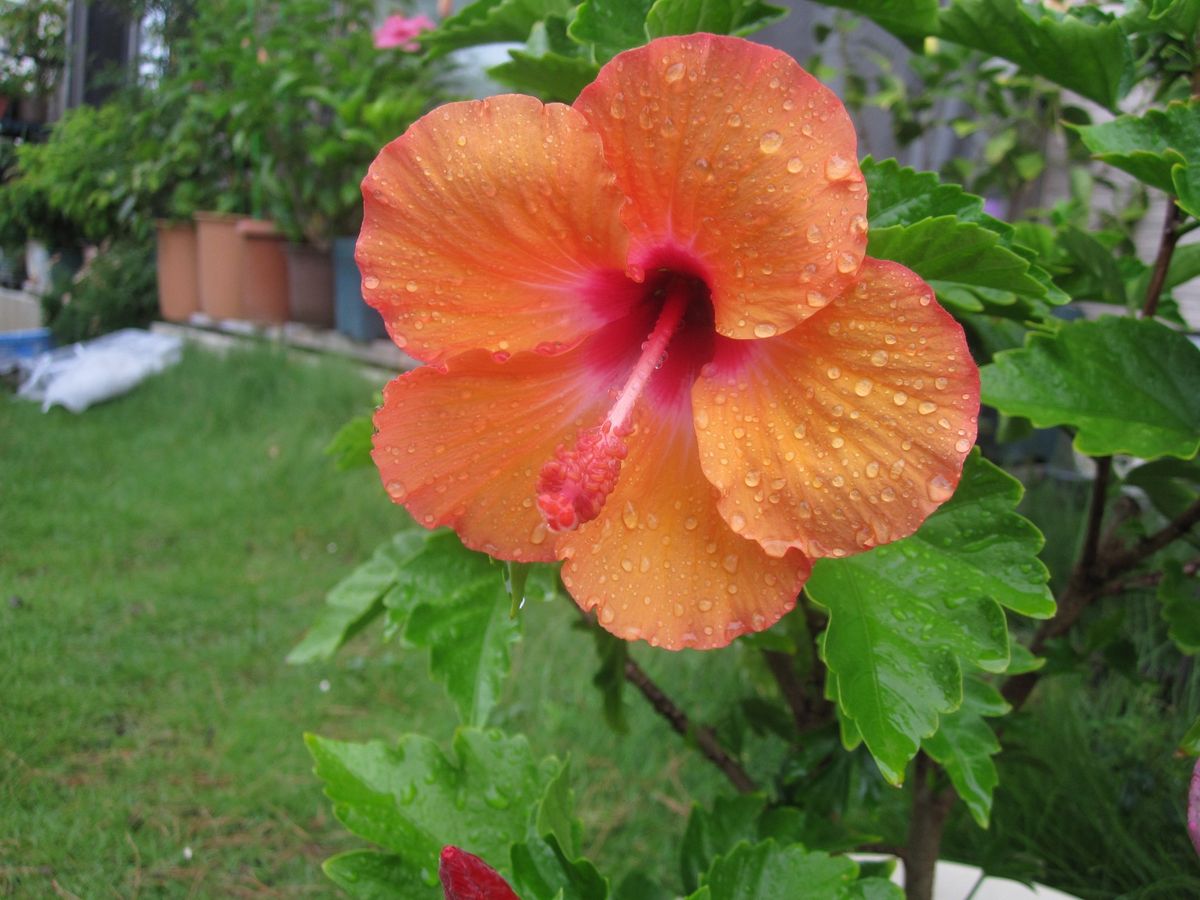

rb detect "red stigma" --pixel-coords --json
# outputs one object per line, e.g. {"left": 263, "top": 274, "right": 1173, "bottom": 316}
{"left": 536, "top": 421, "right": 631, "bottom": 532}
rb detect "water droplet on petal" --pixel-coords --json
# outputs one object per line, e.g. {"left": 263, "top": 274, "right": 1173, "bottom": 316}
{"left": 405, "top": 280, "right": 418, "bottom": 292}
{"left": 455, "top": 134, "right": 467, "bottom": 147}
{"left": 610, "top": 97, "right": 625, "bottom": 119}
{"left": 836, "top": 252, "right": 858, "bottom": 274}
{"left": 881, "top": 487, "right": 896, "bottom": 502}
{"left": 759, "top": 130, "right": 783, "bottom": 154}
{"left": 722, "top": 554, "right": 739, "bottom": 574}
{"left": 955, "top": 438, "right": 972, "bottom": 453}
{"left": 918, "top": 401, "right": 937, "bottom": 415}
{"left": 787, "top": 156, "right": 803, "bottom": 174}
{"left": 386, "top": 480, "right": 407, "bottom": 500}
{"left": 855, "top": 379, "right": 873, "bottom": 397}
{"left": 600, "top": 606, "right": 616, "bottom": 624}
{"left": 744, "top": 470, "right": 761, "bottom": 487}
{"left": 826, "top": 366, "right": 840, "bottom": 380}
{"left": 622, "top": 501, "right": 638, "bottom": 530}
{"left": 831, "top": 436, "right": 845, "bottom": 449}
{"left": 927, "top": 474, "right": 954, "bottom": 502}
{"left": 530, "top": 522, "right": 547, "bottom": 545}
{"left": 727, "top": 113, "right": 742, "bottom": 127}
{"left": 363, "top": 275, "right": 380, "bottom": 290}
{"left": 729, "top": 513, "right": 747, "bottom": 533}
{"left": 664, "top": 61, "right": 685, "bottom": 83}
{"left": 753, "top": 322, "right": 777, "bottom": 338}
{"left": 694, "top": 408, "right": 709, "bottom": 430}
{"left": 893, "top": 391, "right": 908, "bottom": 406}
{"left": 871, "top": 350, "right": 888, "bottom": 367}
{"left": 684, "top": 516, "right": 698, "bottom": 530}
{"left": 698, "top": 598, "right": 714, "bottom": 612}
{"left": 806, "top": 224, "right": 822, "bottom": 243}
{"left": 806, "top": 290, "right": 828, "bottom": 308}
{"left": 865, "top": 460, "right": 880, "bottom": 478}
{"left": 793, "top": 424, "right": 806, "bottom": 439}
{"left": 850, "top": 214, "right": 868, "bottom": 235}
{"left": 825, "top": 154, "right": 852, "bottom": 180}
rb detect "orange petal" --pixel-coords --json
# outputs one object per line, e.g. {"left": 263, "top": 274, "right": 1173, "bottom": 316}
{"left": 358, "top": 95, "right": 631, "bottom": 364}
{"left": 372, "top": 315, "right": 649, "bottom": 561}
{"left": 574, "top": 34, "right": 866, "bottom": 342}
{"left": 691, "top": 258, "right": 979, "bottom": 559}
{"left": 555, "top": 405, "right": 811, "bottom": 650}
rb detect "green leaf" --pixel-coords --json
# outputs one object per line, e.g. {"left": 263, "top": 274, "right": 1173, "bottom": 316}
{"left": 1070, "top": 100, "right": 1200, "bottom": 195}
{"left": 1057, "top": 227, "right": 1129, "bottom": 306}
{"left": 644, "top": 0, "right": 789, "bottom": 39}
{"left": 613, "top": 872, "right": 674, "bottom": 900}
{"left": 306, "top": 728, "right": 564, "bottom": 883}
{"left": 325, "top": 415, "right": 375, "bottom": 471}
{"left": 384, "top": 530, "right": 499, "bottom": 635}
{"left": 1180, "top": 714, "right": 1200, "bottom": 754}
{"left": 688, "top": 840, "right": 893, "bottom": 900}
{"left": 1124, "top": 457, "right": 1199, "bottom": 519}
{"left": 287, "top": 531, "right": 427, "bottom": 664}
{"left": 1160, "top": 560, "right": 1200, "bottom": 655}
{"left": 922, "top": 677, "right": 1010, "bottom": 827}
{"left": 980, "top": 316, "right": 1200, "bottom": 460}
{"left": 489, "top": 51, "right": 600, "bottom": 103}
{"left": 807, "top": 453, "right": 1052, "bottom": 784}
{"left": 869, "top": 217, "right": 1048, "bottom": 311}
{"left": 423, "top": 0, "right": 573, "bottom": 56}
{"left": 587, "top": 625, "right": 630, "bottom": 733}
{"left": 1122, "top": 0, "right": 1200, "bottom": 39}
{"left": 569, "top": 0, "right": 655, "bottom": 61}
{"left": 510, "top": 833, "right": 609, "bottom": 900}
{"left": 936, "top": 0, "right": 1134, "bottom": 110}
{"left": 323, "top": 851, "right": 431, "bottom": 898}
{"left": 1174, "top": 161, "right": 1200, "bottom": 219}
{"left": 807, "top": 1, "right": 939, "bottom": 44}
{"left": 406, "top": 578, "right": 521, "bottom": 726}
{"left": 681, "top": 795, "right": 769, "bottom": 894}
{"left": 862, "top": 158, "right": 1010, "bottom": 232}
{"left": 1005, "top": 641, "right": 1045, "bottom": 675}
{"left": 535, "top": 755, "right": 581, "bottom": 859}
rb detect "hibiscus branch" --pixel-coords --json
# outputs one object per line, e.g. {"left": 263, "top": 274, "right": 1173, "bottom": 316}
{"left": 1141, "top": 200, "right": 1183, "bottom": 319}
{"left": 620, "top": 652, "right": 759, "bottom": 794}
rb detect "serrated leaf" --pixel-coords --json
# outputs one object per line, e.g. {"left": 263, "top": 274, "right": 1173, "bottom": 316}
{"left": 681, "top": 795, "right": 769, "bottom": 894}
{"left": 808, "top": 453, "right": 1051, "bottom": 784}
{"left": 1057, "top": 226, "right": 1129, "bottom": 306}
{"left": 808, "top": 1, "right": 939, "bottom": 44}
{"left": 323, "top": 851, "right": 430, "bottom": 898}
{"left": 1071, "top": 100, "right": 1200, "bottom": 195}
{"left": 1160, "top": 560, "right": 1200, "bottom": 655}
{"left": 936, "top": 0, "right": 1133, "bottom": 110}
{"left": 922, "top": 677, "right": 1009, "bottom": 827}
{"left": 644, "top": 0, "right": 788, "bottom": 39}
{"left": 406, "top": 578, "right": 521, "bottom": 726}
{"left": 569, "top": 0, "right": 655, "bottom": 61}
{"left": 1174, "top": 161, "right": 1200, "bottom": 219}
{"left": 306, "top": 728, "right": 563, "bottom": 884}
{"left": 489, "top": 51, "right": 600, "bottom": 103}
{"left": 980, "top": 316, "right": 1200, "bottom": 460}
{"left": 1005, "top": 641, "right": 1045, "bottom": 675}
{"left": 613, "top": 872, "right": 674, "bottom": 900}
{"left": 510, "top": 833, "right": 608, "bottom": 900}
{"left": 868, "top": 217, "right": 1048, "bottom": 312}
{"left": 535, "top": 757, "right": 581, "bottom": 859}
{"left": 862, "top": 158, "right": 1010, "bottom": 233}
{"left": 423, "top": 0, "right": 573, "bottom": 56}
{"left": 287, "top": 531, "right": 427, "bottom": 664}
{"left": 688, "top": 840, "right": 892, "bottom": 900}
{"left": 383, "top": 530, "right": 499, "bottom": 634}
{"left": 1122, "top": 0, "right": 1200, "bottom": 38}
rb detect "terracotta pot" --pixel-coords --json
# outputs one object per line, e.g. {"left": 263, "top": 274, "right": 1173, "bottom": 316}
{"left": 195, "top": 211, "right": 244, "bottom": 319}
{"left": 285, "top": 243, "right": 334, "bottom": 327}
{"left": 333, "top": 235, "right": 388, "bottom": 342}
{"left": 154, "top": 220, "right": 199, "bottom": 322}
{"left": 237, "top": 219, "right": 290, "bottom": 324}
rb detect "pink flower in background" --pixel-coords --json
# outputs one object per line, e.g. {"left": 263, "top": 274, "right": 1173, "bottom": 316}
{"left": 373, "top": 13, "right": 435, "bottom": 51}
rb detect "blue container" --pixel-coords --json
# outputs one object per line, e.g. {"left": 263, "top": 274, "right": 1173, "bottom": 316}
{"left": 333, "top": 236, "right": 388, "bottom": 342}
{"left": 0, "top": 327, "right": 53, "bottom": 360}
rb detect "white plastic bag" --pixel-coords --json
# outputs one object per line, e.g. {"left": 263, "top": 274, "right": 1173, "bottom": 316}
{"left": 17, "top": 328, "right": 183, "bottom": 414}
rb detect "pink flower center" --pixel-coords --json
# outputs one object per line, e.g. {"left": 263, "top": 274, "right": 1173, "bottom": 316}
{"left": 537, "top": 270, "right": 716, "bottom": 532}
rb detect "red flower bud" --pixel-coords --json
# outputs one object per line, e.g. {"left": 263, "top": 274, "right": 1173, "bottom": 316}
{"left": 439, "top": 846, "right": 520, "bottom": 900}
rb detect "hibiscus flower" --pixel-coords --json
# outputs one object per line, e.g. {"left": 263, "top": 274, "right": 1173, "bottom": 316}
{"left": 359, "top": 34, "right": 979, "bottom": 650}
{"left": 373, "top": 13, "right": 435, "bottom": 51}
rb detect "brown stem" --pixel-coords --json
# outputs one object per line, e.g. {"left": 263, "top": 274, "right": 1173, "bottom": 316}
{"left": 622, "top": 654, "right": 758, "bottom": 794}
{"left": 762, "top": 649, "right": 835, "bottom": 734}
{"left": 1141, "top": 201, "right": 1182, "bottom": 319}
{"left": 904, "top": 754, "right": 957, "bottom": 900}
{"left": 1004, "top": 496, "right": 1200, "bottom": 710}
{"left": 1079, "top": 457, "right": 1112, "bottom": 574}
{"left": 1098, "top": 557, "right": 1200, "bottom": 596}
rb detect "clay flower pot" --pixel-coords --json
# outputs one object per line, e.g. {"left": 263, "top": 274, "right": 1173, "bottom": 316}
{"left": 285, "top": 243, "right": 334, "bottom": 328}
{"left": 154, "top": 220, "right": 199, "bottom": 322}
{"left": 237, "top": 219, "right": 290, "bottom": 324}
{"left": 194, "top": 211, "right": 245, "bottom": 320}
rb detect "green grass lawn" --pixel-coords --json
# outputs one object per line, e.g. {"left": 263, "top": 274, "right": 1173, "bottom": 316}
{"left": 0, "top": 343, "right": 739, "bottom": 898}
{"left": 3, "top": 342, "right": 1197, "bottom": 899}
